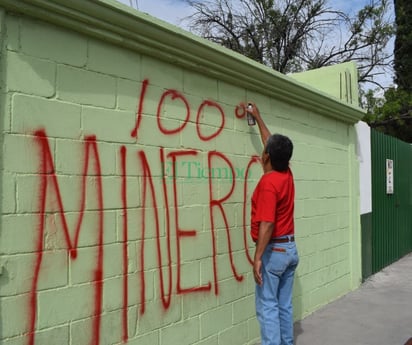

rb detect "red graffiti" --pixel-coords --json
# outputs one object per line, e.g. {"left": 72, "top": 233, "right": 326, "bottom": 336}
{"left": 130, "top": 78, "right": 149, "bottom": 138}
{"left": 31, "top": 130, "right": 104, "bottom": 345}
{"left": 243, "top": 155, "right": 262, "bottom": 265}
{"left": 235, "top": 103, "right": 246, "bottom": 119}
{"left": 196, "top": 100, "right": 225, "bottom": 141}
{"left": 28, "top": 78, "right": 260, "bottom": 345}
{"left": 208, "top": 151, "right": 243, "bottom": 296}
{"left": 131, "top": 80, "right": 228, "bottom": 142}
{"left": 157, "top": 89, "right": 191, "bottom": 135}
{"left": 138, "top": 148, "right": 183, "bottom": 314}
{"left": 167, "top": 150, "right": 213, "bottom": 294}
{"left": 159, "top": 148, "right": 173, "bottom": 308}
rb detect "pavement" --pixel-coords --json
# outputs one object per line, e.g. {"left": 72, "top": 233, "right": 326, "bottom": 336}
{"left": 292, "top": 252, "right": 412, "bottom": 345}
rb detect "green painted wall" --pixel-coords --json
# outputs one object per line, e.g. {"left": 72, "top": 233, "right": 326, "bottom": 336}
{"left": 0, "top": 1, "right": 363, "bottom": 344}
{"left": 290, "top": 62, "right": 360, "bottom": 108}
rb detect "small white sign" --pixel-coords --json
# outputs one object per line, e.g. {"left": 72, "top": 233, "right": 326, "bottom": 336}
{"left": 386, "top": 159, "right": 394, "bottom": 194}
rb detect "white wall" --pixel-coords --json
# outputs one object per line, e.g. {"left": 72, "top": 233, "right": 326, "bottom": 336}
{"left": 355, "top": 121, "right": 372, "bottom": 215}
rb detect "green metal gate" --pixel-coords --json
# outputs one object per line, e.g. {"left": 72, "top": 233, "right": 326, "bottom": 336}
{"left": 371, "top": 130, "right": 412, "bottom": 274}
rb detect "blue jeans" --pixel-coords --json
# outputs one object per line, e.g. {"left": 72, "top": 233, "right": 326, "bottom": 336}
{"left": 255, "top": 239, "right": 299, "bottom": 345}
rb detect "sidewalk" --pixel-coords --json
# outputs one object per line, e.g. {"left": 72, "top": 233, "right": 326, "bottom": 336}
{"left": 293, "top": 253, "right": 412, "bottom": 345}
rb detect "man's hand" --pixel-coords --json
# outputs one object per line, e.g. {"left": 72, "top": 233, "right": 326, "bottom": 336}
{"left": 253, "top": 259, "right": 263, "bottom": 286}
{"left": 246, "top": 102, "right": 261, "bottom": 120}
{"left": 241, "top": 101, "right": 271, "bottom": 146}
{"left": 240, "top": 102, "right": 260, "bottom": 120}
{"left": 253, "top": 221, "right": 274, "bottom": 286}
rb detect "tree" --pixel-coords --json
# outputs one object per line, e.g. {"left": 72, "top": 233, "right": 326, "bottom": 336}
{"left": 394, "top": 0, "right": 412, "bottom": 92}
{"left": 362, "top": 87, "right": 412, "bottom": 142}
{"left": 183, "top": 0, "right": 394, "bottom": 89}
{"left": 361, "top": 0, "right": 412, "bottom": 143}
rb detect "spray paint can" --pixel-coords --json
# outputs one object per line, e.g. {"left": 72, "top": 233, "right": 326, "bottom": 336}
{"left": 246, "top": 103, "right": 256, "bottom": 126}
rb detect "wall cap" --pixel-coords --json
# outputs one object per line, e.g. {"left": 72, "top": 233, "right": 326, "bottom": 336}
{"left": 0, "top": 0, "right": 365, "bottom": 124}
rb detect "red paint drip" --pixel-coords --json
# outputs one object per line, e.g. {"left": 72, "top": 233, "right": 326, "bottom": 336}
{"left": 159, "top": 148, "right": 173, "bottom": 309}
{"left": 120, "top": 146, "right": 129, "bottom": 342}
{"left": 91, "top": 138, "right": 104, "bottom": 345}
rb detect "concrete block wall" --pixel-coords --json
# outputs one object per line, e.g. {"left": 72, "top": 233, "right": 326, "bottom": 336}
{"left": 0, "top": 1, "right": 363, "bottom": 344}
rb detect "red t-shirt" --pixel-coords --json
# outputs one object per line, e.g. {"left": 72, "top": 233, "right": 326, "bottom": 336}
{"left": 250, "top": 168, "right": 295, "bottom": 241}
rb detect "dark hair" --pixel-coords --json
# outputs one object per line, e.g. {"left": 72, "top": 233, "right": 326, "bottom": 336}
{"left": 265, "top": 134, "right": 293, "bottom": 172}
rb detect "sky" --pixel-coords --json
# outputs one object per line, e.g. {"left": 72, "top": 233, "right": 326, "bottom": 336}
{"left": 114, "top": 0, "right": 395, "bottom": 90}
{"left": 115, "top": 0, "right": 193, "bottom": 26}
{"left": 115, "top": 0, "right": 388, "bottom": 27}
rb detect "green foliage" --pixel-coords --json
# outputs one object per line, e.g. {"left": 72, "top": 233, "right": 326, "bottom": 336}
{"left": 394, "top": 0, "right": 412, "bottom": 91}
{"left": 364, "top": 0, "right": 412, "bottom": 143}
{"left": 363, "top": 87, "right": 412, "bottom": 143}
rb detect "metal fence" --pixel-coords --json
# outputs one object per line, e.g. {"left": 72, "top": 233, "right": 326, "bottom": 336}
{"left": 370, "top": 130, "right": 412, "bottom": 274}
